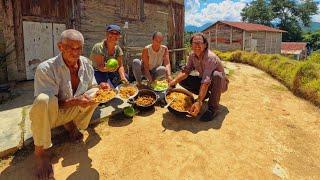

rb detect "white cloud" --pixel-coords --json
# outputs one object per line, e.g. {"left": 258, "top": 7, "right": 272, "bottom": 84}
{"left": 185, "top": 0, "right": 247, "bottom": 27}
{"left": 312, "top": 4, "right": 320, "bottom": 22}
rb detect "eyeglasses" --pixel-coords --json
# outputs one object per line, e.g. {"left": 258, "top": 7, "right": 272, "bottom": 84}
{"left": 63, "top": 44, "right": 83, "bottom": 52}
{"left": 192, "top": 42, "right": 204, "bottom": 46}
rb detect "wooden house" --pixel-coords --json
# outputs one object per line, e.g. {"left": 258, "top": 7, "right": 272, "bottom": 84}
{"left": 0, "top": 0, "right": 184, "bottom": 83}
{"left": 202, "top": 21, "right": 286, "bottom": 54}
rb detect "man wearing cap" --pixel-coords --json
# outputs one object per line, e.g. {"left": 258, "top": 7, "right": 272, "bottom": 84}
{"left": 90, "top": 24, "right": 128, "bottom": 88}
{"left": 132, "top": 32, "right": 172, "bottom": 86}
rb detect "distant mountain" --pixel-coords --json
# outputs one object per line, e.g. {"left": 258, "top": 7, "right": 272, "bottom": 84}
{"left": 303, "top": 22, "right": 320, "bottom": 32}
{"left": 185, "top": 23, "right": 212, "bottom": 32}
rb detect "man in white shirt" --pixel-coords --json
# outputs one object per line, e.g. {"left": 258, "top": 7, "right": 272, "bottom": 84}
{"left": 29, "top": 29, "right": 109, "bottom": 179}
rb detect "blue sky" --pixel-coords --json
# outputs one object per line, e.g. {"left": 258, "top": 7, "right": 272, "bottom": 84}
{"left": 185, "top": 0, "right": 320, "bottom": 27}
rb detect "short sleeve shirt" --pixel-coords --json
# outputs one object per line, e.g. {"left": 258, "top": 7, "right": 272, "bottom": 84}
{"left": 34, "top": 54, "right": 97, "bottom": 100}
{"left": 183, "top": 50, "right": 224, "bottom": 84}
{"left": 90, "top": 40, "right": 123, "bottom": 68}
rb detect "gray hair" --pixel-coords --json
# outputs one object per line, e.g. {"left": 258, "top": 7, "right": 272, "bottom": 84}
{"left": 152, "top": 31, "right": 163, "bottom": 40}
{"left": 60, "top": 29, "right": 84, "bottom": 44}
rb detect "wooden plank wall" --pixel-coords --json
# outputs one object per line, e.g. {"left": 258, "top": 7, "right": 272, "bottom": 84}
{"left": 265, "top": 32, "right": 281, "bottom": 54}
{"left": 204, "top": 23, "right": 242, "bottom": 52}
{"left": 204, "top": 23, "right": 283, "bottom": 54}
{"left": 1, "top": 0, "right": 19, "bottom": 82}
{"left": 80, "top": 0, "right": 184, "bottom": 66}
{"left": 252, "top": 32, "right": 266, "bottom": 53}
{"left": 0, "top": 7, "right": 8, "bottom": 83}
{"left": 21, "top": 0, "right": 72, "bottom": 20}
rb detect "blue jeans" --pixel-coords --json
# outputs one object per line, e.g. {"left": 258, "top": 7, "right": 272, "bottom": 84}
{"left": 94, "top": 71, "right": 128, "bottom": 88}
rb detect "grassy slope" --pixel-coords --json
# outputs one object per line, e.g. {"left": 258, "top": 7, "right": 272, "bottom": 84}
{"left": 214, "top": 50, "right": 320, "bottom": 107}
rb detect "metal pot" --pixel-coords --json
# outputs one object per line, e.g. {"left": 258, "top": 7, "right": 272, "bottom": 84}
{"left": 128, "top": 89, "right": 159, "bottom": 110}
{"left": 165, "top": 88, "right": 195, "bottom": 117}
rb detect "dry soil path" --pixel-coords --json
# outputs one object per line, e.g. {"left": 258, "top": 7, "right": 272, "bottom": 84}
{"left": 1, "top": 62, "right": 320, "bottom": 179}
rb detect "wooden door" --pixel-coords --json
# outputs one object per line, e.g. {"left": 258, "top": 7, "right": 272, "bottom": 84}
{"left": 23, "top": 21, "right": 53, "bottom": 80}
{"left": 53, "top": 23, "right": 66, "bottom": 56}
{"left": 23, "top": 21, "right": 66, "bottom": 80}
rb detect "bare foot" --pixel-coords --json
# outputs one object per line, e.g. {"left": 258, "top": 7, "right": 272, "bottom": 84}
{"left": 64, "top": 121, "right": 84, "bottom": 142}
{"left": 35, "top": 152, "right": 54, "bottom": 180}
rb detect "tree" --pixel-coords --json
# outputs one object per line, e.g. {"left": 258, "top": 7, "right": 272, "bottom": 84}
{"left": 303, "top": 30, "right": 320, "bottom": 50}
{"left": 241, "top": 0, "right": 274, "bottom": 27}
{"left": 241, "top": 0, "right": 318, "bottom": 42}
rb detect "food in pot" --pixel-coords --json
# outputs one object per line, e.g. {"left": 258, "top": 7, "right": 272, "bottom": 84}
{"left": 166, "top": 92, "right": 193, "bottom": 112}
{"left": 135, "top": 95, "right": 155, "bottom": 106}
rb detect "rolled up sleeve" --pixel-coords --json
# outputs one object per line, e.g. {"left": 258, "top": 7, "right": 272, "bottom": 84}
{"left": 34, "top": 67, "right": 58, "bottom": 97}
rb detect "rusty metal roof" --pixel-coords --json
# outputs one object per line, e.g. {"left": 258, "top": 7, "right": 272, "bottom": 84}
{"left": 281, "top": 42, "right": 307, "bottom": 51}
{"left": 203, "top": 21, "right": 286, "bottom": 33}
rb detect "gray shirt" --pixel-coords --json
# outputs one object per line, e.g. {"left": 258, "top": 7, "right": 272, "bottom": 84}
{"left": 34, "top": 54, "right": 97, "bottom": 100}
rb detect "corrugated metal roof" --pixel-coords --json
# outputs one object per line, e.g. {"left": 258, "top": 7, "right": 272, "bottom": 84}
{"left": 203, "top": 21, "right": 286, "bottom": 33}
{"left": 281, "top": 42, "right": 307, "bottom": 51}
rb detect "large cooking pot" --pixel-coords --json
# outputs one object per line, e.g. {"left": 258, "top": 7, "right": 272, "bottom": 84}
{"left": 165, "top": 88, "right": 195, "bottom": 117}
{"left": 128, "top": 89, "right": 159, "bottom": 110}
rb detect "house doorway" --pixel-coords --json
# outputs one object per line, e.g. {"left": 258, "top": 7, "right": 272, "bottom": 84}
{"left": 23, "top": 21, "right": 65, "bottom": 80}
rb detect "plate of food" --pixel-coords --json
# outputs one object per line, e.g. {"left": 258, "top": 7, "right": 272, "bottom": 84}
{"left": 116, "top": 83, "right": 139, "bottom": 100}
{"left": 150, "top": 79, "right": 169, "bottom": 92}
{"left": 90, "top": 88, "right": 118, "bottom": 103}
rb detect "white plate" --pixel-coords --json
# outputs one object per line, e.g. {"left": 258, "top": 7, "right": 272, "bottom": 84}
{"left": 116, "top": 84, "right": 139, "bottom": 100}
{"left": 86, "top": 88, "right": 118, "bottom": 103}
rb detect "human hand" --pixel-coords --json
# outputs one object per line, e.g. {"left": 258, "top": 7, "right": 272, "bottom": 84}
{"left": 120, "top": 78, "right": 129, "bottom": 85}
{"left": 189, "top": 101, "right": 202, "bottom": 116}
{"left": 99, "top": 82, "right": 111, "bottom": 90}
{"left": 98, "top": 64, "right": 118, "bottom": 72}
{"left": 167, "top": 75, "right": 173, "bottom": 84}
{"left": 76, "top": 94, "right": 96, "bottom": 107}
{"left": 168, "top": 79, "right": 177, "bottom": 87}
{"left": 105, "top": 65, "right": 118, "bottom": 72}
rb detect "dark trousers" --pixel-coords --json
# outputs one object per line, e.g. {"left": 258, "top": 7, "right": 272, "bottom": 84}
{"left": 179, "top": 75, "right": 222, "bottom": 111}
{"left": 94, "top": 71, "right": 128, "bottom": 88}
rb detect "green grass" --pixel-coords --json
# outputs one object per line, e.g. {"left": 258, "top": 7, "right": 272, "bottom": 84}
{"left": 214, "top": 50, "right": 320, "bottom": 107}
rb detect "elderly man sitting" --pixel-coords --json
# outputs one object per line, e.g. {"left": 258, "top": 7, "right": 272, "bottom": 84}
{"left": 29, "top": 29, "right": 109, "bottom": 179}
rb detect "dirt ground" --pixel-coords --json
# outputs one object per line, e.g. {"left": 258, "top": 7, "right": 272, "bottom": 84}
{"left": 1, "top": 62, "right": 320, "bottom": 179}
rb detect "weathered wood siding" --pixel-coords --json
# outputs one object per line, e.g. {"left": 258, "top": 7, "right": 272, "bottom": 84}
{"left": 0, "top": 10, "right": 7, "bottom": 83}
{"left": 80, "top": 0, "right": 184, "bottom": 67}
{"left": 21, "top": 0, "right": 72, "bottom": 20}
{"left": 265, "top": 32, "right": 281, "bottom": 54}
{"left": 204, "top": 23, "right": 242, "bottom": 52}
{"left": 0, "top": 0, "right": 184, "bottom": 82}
{"left": 204, "top": 23, "right": 282, "bottom": 54}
